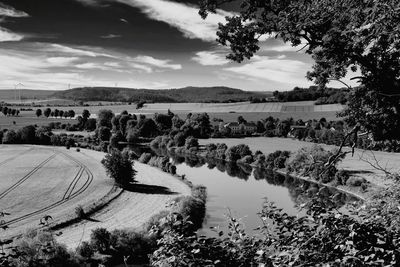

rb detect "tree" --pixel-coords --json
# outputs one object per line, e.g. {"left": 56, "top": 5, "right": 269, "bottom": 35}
{"left": 44, "top": 108, "right": 51, "bottom": 118}
{"left": 97, "top": 126, "right": 111, "bottom": 142}
{"left": 68, "top": 110, "right": 75, "bottom": 119}
{"left": 2, "top": 130, "right": 20, "bottom": 144}
{"left": 84, "top": 118, "right": 97, "bottom": 131}
{"left": 59, "top": 110, "right": 64, "bottom": 118}
{"left": 199, "top": 0, "right": 400, "bottom": 141}
{"left": 97, "top": 109, "right": 114, "bottom": 129}
{"left": 184, "top": 136, "right": 199, "bottom": 150}
{"left": 237, "top": 115, "right": 246, "bottom": 124}
{"left": 225, "top": 144, "right": 252, "bottom": 162}
{"left": 54, "top": 109, "right": 59, "bottom": 118}
{"left": 35, "top": 109, "right": 42, "bottom": 117}
{"left": 18, "top": 125, "right": 36, "bottom": 144}
{"left": 2, "top": 107, "right": 8, "bottom": 116}
{"left": 82, "top": 109, "right": 90, "bottom": 121}
{"left": 101, "top": 149, "right": 136, "bottom": 187}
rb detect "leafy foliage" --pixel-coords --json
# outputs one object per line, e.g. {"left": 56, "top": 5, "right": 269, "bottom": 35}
{"left": 200, "top": 0, "right": 400, "bottom": 141}
{"left": 101, "top": 149, "right": 136, "bottom": 187}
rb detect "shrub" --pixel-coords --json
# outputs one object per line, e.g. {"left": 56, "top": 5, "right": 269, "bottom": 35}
{"left": 335, "top": 169, "right": 350, "bottom": 185}
{"left": 76, "top": 241, "right": 94, "bottom": 259}
{"left": 75, "top": 205, "right": 85, "bottom": 219}
{"left": 12, "top": 229, "right": 78, "bottom": 266}
{"left": 287, "top": 145, "right": 342, "bottom": 181}
{"left": 225, "top": 144, "right": 252, "bottom": 162}
{"left": 109, "top": 230, "right": 156, "bottom": 263}
{"left": 138, "top": 152, "right": 152, "bottom": 164}
{"left": 346, "top": 176, "right": 367, "bottom": 187}
{"left": 185, "top": 136, "right": 199, "bottom": 150}
{"left": 169, "top": 165, "right": 177, "bottom": 175}
{"left": 90, "top": 228, "right": 111, "bottom": 253}
{"left": 101, "top": 149, "right": 136, "bottom": 187}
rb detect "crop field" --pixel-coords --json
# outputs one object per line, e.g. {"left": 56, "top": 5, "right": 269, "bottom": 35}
{"left": 56, "top": 162, "right": 191, "bottom": 248}
{"left": 0, "top": 114, "right": 76, "bottom": 130}
{"left": 0, "top": 145, "right": 113, "bottom": 239}
{"left": 38, "top": 101, "right": 343, "bottom": 122}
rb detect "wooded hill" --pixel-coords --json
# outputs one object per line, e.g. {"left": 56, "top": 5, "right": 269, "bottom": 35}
{"left": 52, "top": 86, "right": 264, "bottom": 103}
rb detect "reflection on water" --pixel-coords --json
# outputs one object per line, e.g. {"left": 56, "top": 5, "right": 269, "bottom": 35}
{"left": 140, "top": 146, "right": 359, "bottom": 236}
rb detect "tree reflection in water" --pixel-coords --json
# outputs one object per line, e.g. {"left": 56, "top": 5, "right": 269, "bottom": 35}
{"left": 150, "top": 148, "right": 359, "bottom": 210}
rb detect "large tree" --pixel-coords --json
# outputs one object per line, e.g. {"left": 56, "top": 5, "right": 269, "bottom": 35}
{"left": 200, "top": 0, "right": 400, "bottom": 140}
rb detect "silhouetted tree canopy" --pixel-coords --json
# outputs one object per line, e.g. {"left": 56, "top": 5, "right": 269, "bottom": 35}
{"left": 200, "top": 0, "right": 400, "bottom": 140}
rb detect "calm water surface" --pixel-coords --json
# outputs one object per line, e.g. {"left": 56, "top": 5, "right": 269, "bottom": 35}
{"left": 175, "top": 162, "right": 300, "bottom": 236}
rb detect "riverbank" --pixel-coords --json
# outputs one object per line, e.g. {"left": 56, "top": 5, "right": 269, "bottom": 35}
{"left": 199, "top": 137, "right": 398, "bottom": 195}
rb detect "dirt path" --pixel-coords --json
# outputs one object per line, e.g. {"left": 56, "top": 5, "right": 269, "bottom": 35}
{"left": 56, "top": 161, "right": 191, "bottom": 249}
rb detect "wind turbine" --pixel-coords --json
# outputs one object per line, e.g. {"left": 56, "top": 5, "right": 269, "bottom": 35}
{"left": 14, "top": 83, "right": 24, "bottom": 103}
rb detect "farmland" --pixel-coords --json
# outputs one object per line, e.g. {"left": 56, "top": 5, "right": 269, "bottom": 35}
{"left": 0, "top": 145, "right": 113, "bottom": 239}
{"left": 22, "top": 101, "right": 343, "bottom": 122}
{"left": 0, "top": 113, "right": 76, "bottom": 130}
{"left": 0, "top": 145, "right": 190, "bottom": 248}
{"left": 57, "top": 162, "right": 191, "bottom": 248}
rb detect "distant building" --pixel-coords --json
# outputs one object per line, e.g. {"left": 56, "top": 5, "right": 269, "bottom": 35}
{"left": 223, "top": 122, "right": 257, "bottom": 135}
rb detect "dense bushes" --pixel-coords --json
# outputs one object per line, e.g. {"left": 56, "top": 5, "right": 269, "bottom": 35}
{"left": 287, "top": 145, "right": 343, "bottom": 183}
{"left": 151, "top": 197, "right": 400, "bottom": 266}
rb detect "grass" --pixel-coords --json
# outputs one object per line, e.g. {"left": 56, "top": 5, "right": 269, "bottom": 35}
{"left": 0, "top": 112, "right": 76, "bottom": 130}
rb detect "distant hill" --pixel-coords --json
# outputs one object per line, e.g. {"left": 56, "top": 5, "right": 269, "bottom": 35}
{"left": 0, "top": 89, "right": 57, "bottom": 100}
{"left": 52, "top": 86, "right": 264, "bottom": 103}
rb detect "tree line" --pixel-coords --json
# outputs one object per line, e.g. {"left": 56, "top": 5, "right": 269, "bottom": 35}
{"left": 0, "top": 106, "right": 20, "bottom": 117}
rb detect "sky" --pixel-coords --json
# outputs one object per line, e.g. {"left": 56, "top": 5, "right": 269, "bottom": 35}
{"left": 0, "top": 0, "right": 323, "bottom": 91}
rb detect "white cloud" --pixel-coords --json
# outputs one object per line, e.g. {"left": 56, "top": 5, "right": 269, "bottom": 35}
{"left": 0, "top": 3, "right": 29, "bottom": 17}
{"left": 104, "top": 62, "right": 122, "bottom": 68}
{"left": 192, "top": 51, "right": 229, "bottom": 66}
{"left": 100, "top": 34, "right": 122, "bottom": 39}
{"left": 0, "top": 27, "right": 24, "bottom": 42}
{"left": 46, "top": 57, "right": 79, "bottom": 66}
{"left": 128, "top": 62, "right": 153, "bottom": 73}
{"left": 48, "top": 44, "right": 116, "bottom": 58}
{"left": 116, "top": 0, "right": 233, "bottom": 42}
{"left": 133, "top": 55, "right": 182, "bottom": 70}
{"left": 224, "top": 55, "right": 311, "bottom": 85}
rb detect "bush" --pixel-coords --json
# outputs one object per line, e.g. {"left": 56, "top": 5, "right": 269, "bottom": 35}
{"left": 347, "top": 176, "right": 367, "bottom": 187}
{"left": 287, "top": 145, "right": 342, "bottom": 181}
{"left": 76, "top": 241, "right": 94, "bottom": 260}
{"left": 11, "top": 229, "right": 78, "bottom": 266}
{"left": 138, "top": 152, "right": 152, "bottom": 164}
{"left": 101, "top": 149, "right": 136, "bottom": 187}
{"left": 109, "top": 229, "right": 156, "bottom": 264}
{"left": 225, "top": 144, "right": 252, "bottom": 162}
{"left": 75, "top": 205, "right": 85, "bottom": 219}
{"left": 185, "top": 136, "right": 199, "bottom": 150}
{"left": 90, "top": 228, "right": 111, "bottom": 253}
{"left": 335, "top": 169, "right": 350, "bottom": 185}
{"left": 169, "top": 165, "right": 177, "bottom": 175}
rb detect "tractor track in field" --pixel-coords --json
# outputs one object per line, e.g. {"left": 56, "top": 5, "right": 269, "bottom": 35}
{"left": 0, "top": 151, "right": 58, "bottom": 200}
{"left": 1, "top": 150, "right": 94, "bottom": 228}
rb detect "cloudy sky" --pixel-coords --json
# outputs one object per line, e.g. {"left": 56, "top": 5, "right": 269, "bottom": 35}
{"left": 0, "top": 0, "right": 319, "bottom": 91}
